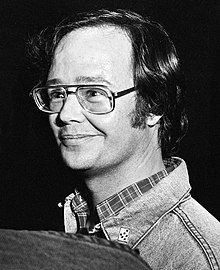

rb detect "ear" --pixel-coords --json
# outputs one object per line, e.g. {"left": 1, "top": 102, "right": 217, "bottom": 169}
{"left": 146, "top": 114, "right": 162, "bottom": 127}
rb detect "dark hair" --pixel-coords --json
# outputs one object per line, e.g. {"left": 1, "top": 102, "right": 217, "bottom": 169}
{"left": 28, "top": 9, "right": 188, "bottom": 157}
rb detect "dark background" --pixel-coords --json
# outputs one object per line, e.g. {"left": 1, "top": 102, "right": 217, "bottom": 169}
{"left": 0, "top": 0, "right": 219, "bottom": 230}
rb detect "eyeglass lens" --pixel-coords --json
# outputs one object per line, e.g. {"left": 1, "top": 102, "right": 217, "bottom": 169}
{"left": 36, "top": 86, "right": 113, "bottom": 113}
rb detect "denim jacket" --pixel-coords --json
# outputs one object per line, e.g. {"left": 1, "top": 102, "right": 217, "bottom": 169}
{"left": 64, "top": 159, "right": 220, "bottom": 270}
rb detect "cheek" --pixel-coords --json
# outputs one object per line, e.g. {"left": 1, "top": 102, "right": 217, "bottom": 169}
{"left": 48, "top": 115, "right": 54, "bottom": 128}
{"left": 49, "top": 115, "right": 58, "bottom": 135}
{"left": 96, "top": 108, "right": 135, "bottom": 145}
{"left": 101, "top": 99, "right": 135, "bottom": 138}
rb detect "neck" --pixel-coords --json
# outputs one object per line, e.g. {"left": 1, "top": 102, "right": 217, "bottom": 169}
{"left": 77, "top": 147, "right": 165, "bottom": 206}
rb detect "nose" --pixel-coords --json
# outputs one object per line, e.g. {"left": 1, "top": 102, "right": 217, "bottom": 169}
{"left": 58, "top": 95, "right": 85, "bottom": 123}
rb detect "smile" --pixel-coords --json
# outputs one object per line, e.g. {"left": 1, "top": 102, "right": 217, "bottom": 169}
{"left": 59, "top": 134, "right": 100, "bottom": 146}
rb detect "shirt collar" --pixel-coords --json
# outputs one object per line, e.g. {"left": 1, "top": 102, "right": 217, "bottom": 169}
{"left": 97, "top": 158, "right": 181, "bottom": 222}
{"left": 102, "top": 157, "right": 191, "bottom": 247}
{"left": 64, "top": 157, "right": 181, "bottom": 232}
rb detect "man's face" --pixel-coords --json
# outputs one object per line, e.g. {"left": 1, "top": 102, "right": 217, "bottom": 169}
{"left": 48, "top": 26, "right": 152, "bottom": 173}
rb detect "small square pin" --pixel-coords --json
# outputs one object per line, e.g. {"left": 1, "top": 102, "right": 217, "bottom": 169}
{"left": 118, "top": 227, "right": 130, "bottom": 243}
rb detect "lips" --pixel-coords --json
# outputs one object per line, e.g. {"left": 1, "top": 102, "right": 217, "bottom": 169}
{"left": 60, "top": 134, "right": 95, "bottom": 140}
{"left": 58, "top": 133, "right": 100, "bottom": 146}
{"left": 59, "top": 133, "right": 98, "bottom": 139}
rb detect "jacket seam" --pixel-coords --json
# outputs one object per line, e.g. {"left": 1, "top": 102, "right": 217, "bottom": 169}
{"left": 173, "top": 207, "right": 219, "bottom": 270}
{"left": 131, "top": 188, "right": 191, "bottom": 249}
{"left": 100, "top": 222, "right": 111, "bottom": 240}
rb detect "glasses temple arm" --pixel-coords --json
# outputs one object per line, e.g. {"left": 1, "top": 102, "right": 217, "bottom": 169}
{"left": 114, "top": 87, "right": 136, "bottom": 98}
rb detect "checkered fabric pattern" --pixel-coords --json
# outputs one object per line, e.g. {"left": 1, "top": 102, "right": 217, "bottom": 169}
{"left": 65, "top": 191, "right": 90, "bottom": 229}
{"left": 66, "top": 158, "right": 181, "bottom": 230}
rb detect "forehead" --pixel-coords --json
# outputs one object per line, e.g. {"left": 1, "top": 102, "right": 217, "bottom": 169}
{"left": 49, "top": 26, "right": 134, "bottom": 88}
{"left": 53, "top": 26, "right": 132, "bottom": 72}
{"left": 56, "top": 25, "right": 132, "bottom": 56}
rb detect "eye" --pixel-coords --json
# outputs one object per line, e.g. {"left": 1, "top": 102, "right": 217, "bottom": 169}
{"left": 48, "top": 89, "right": 65, "bottom": 100}
{"left": 86, "top": 88, "right": 106, "bottom": 97}
{"left": 80, "top": 87, "right": 109, "bottom": 102}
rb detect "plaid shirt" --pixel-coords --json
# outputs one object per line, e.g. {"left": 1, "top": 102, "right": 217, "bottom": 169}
{"left": 64, "top": 158, "right": 181, "bottom": 234}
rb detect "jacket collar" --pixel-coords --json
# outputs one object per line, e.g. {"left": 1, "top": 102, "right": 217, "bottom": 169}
{"left": 100, "top": 158, "right": 191, "bottom": 247}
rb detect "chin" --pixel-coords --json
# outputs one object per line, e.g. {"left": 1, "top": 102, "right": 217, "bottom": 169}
{"left": 64, "top": 161, "right": 92, "bottom": 171}
{"left": 60, "top": 150, "right": 94, "bottom": 171}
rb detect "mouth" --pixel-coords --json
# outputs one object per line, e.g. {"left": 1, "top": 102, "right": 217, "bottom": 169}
{"left": 59, "top": 134, "right": 99, "bottom": 146}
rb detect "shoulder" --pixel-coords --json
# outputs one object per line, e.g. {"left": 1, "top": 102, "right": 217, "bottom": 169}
{"left": 137, "top": 195, "right": 220, "bottom": 269}
{"left": 175, "top": 197, "right": 220, "bottom": 258}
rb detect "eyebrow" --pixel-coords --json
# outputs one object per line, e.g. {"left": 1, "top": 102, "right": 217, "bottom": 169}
{"left": 46, "top": 78, "right": 63, "bottom": 85}
{"left": 75, "top": 76, "right": 112, "bottom": 85}
{"left": 46, "top": 76, "right": 112, "bottom": 86}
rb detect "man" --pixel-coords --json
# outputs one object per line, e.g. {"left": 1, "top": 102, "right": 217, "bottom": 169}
{"left": 29, "top": 9, "right": 220, "bottom": 269}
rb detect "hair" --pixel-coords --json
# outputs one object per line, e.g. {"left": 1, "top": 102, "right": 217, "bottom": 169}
{"left": 28, "top": 9, "right": 188, "bottom": 157}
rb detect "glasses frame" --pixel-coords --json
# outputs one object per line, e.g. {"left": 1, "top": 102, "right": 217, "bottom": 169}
{"left": 30, "top": 84, "right": 136, "bottom": 115}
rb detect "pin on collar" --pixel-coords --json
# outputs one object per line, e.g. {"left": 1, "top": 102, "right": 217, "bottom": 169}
{"left": 118, "top": 227, "right": 130, "bottom": 243}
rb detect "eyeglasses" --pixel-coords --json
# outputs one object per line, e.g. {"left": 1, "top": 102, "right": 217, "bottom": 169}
{"left": 30, "top": 84, "right": 136, "bottom": 115}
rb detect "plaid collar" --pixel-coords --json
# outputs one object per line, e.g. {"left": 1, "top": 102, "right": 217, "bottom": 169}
{"left": 65, "top": 158, "right": 181, "bottom": 232}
